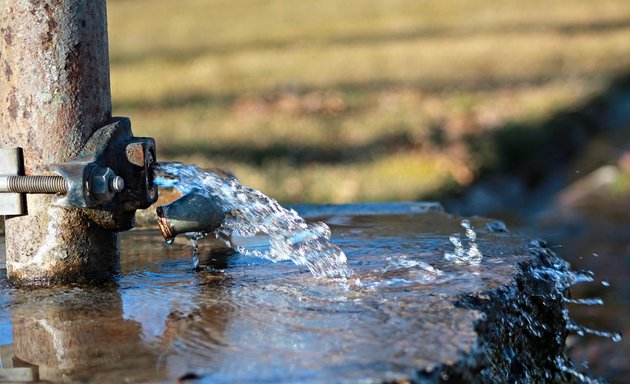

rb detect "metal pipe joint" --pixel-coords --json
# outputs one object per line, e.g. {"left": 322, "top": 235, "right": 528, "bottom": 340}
{"left": 0, "top": 117, "right": 158, "bottom": 231}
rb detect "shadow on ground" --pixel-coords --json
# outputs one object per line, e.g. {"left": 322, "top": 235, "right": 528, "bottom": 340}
{"left": 445, "top": 71, "right": 630, "bottom": 218}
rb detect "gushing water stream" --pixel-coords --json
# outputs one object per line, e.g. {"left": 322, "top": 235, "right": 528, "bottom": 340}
{"left": 154, "top": 162, "right": 349, "bottom": 278}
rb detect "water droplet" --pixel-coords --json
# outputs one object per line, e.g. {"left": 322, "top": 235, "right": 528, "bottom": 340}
{"left": 612, "top": 332, "right": 622, "bottom": 343}
{"left": 166, "top": 238, "right": 174, "bottom": 245}
{"left": 601, "top": 280, "right": 610, "bottom": 287}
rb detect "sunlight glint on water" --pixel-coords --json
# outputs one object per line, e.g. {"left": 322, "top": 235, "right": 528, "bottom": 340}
{"left": 154, "top": 162, "right": 349, "bottom": 278}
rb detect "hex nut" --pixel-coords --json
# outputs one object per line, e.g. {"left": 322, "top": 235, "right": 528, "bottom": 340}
{"left": 89, "top": 167, "right": 117, "bottom": 203}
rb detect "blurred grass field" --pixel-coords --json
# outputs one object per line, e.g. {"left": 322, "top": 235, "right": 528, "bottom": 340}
{"left": 108, "top": 0, "right": 630, "bottom": 203}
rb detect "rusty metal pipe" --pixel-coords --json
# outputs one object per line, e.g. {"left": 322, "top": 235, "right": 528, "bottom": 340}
{"left": 0, "top": 1, "right": 118, "bottom": 285}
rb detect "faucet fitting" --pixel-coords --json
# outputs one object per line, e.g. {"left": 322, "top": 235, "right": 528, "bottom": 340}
{"left": 0, "top": 117, "right": 157, "bottom": 231}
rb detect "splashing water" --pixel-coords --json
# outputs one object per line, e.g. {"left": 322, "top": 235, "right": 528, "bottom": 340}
{"left": 525, "top": 239, "right": 623, "bottom": 382}
{"left": 562, "top": 297, "right": 604, "bottom": 306}
{"left": 444, "top": 219, "right": 483, "bottom": 264}
{"left": 154, "top": 162, "right": 349, "bottom": 278}
{"left": 555, "top": 356, "right": 604, "bottom": 384}
{"left": 567, "top": 321, "right": 622, "bottom": 342}
{"left": 531, "top": 265, "right": 622, "bottom": 345}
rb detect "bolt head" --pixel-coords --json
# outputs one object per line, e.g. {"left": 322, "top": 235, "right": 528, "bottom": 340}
{"left": 110, "top": 176, "right": 125, "bottom": 192}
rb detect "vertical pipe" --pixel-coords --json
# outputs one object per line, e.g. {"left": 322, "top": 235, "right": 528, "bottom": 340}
{"left": 0, "top": 1, "right": 118, "bottom": 285}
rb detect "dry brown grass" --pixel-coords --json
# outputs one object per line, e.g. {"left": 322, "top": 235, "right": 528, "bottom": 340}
{"left": 108, "top": 0, "right": 630, "bottom": 202}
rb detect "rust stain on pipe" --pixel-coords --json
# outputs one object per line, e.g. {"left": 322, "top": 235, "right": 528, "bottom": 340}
{"left": 0, "top": 1, "right": 118, "bottom": 286}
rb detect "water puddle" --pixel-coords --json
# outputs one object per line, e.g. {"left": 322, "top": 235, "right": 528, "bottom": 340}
{"left": 0, "top": 208, "right": 545, "bottom": 383}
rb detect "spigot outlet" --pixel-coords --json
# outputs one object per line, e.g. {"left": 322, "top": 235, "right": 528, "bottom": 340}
{"left": 156, "top": 193, "right": 225, "bottom": 241}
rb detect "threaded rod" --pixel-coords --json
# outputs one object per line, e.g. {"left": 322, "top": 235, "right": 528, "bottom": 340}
{"left": 0, "top": 175, "right": 68, "bottom": 194}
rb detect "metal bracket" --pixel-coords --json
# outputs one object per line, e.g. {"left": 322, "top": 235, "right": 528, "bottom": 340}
{"left": 54, "top": 117, "right": 158, "bottom": 230}
{"left": 0, "top": 148, "right": 25, "bottom": 216}
{"left": 0, "top": 117, "right": 158, "bottom": 231}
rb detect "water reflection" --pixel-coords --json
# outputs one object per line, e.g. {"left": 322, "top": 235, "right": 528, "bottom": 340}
{"left": 10, "top": 286, "right": 160, "bottom": 382}
{"left": 1, "top": 240, "right": 234, "bottom": 382}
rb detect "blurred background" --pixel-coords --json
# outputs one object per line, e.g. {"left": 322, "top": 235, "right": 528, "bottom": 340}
{"left": 114, "top": 0, "right": 626, "bottom": 381}
{"left": 109, "top": 0, "right": 630, "bottom": 204}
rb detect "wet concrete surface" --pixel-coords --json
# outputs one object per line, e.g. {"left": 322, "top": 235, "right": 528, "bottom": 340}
{"left": 0, "top": 205, "right": 582, "bottom": 382}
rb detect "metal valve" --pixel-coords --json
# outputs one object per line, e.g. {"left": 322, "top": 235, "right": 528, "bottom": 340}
{"left": 0, "top": 117, "right": 158, "bottom": 231}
